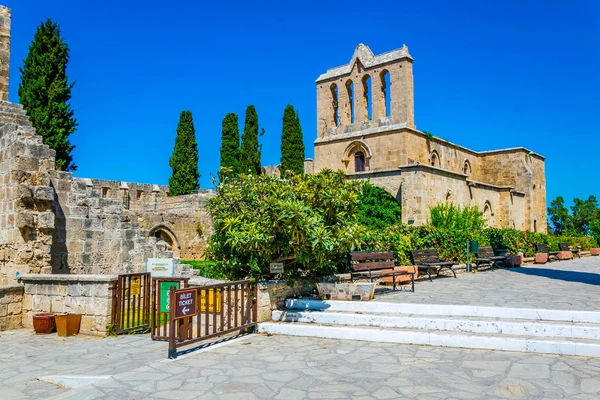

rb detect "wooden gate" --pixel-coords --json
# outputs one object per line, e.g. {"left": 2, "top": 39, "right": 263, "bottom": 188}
{"left": 111, "top": 273, "right": 151, "bottom": 334}
{"left": 167, "top": 280, "right": 257, "bottom": 359}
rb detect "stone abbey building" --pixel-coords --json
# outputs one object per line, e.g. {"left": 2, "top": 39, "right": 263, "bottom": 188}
{"left": 0, "top": 5, "right": 547, "bottom": 286}
{"left": 310, "top": 44, "right": 547, "bottom": 232}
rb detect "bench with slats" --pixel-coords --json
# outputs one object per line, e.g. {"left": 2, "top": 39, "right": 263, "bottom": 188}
{"left": 559, "top": 243, "right": 581, "bottom": 258}
{"left": 349, "top": 251, "right": 415, "bottom": 292}
{"left": 410, "top": 249, "right": 456, "bottom": 281}
{"left": 536, "top": 243, "right": 559, "bottom": 262}
{"left": 475, "top": 246, "right": 507, "bottom": 270}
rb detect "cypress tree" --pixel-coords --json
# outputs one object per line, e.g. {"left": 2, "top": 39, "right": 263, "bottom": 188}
{"left": 239, "top": 105, "right": 262, "bottom": 175}
{"left": 168, "top": 111, "right": 200, "bottom": 196}
{"left": 280, "top": 104, "right": 305, "bottom": 175}
{"left": 219, "top": 113, "right": 240, "bottom": 178}
{"left": 18, "top": 19, "right": 77, "bottom": 171}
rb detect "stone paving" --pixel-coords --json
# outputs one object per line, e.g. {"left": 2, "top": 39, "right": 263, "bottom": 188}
{"left": 375, "top": 256, "right": 600, "bottom": 310}
{"left": 1, "top": 329, "right": 600, "bottom": 399}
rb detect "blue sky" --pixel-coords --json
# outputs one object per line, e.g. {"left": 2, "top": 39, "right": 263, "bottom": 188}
{"left": 5, "top": 0, "right": 599, "bottom": 206}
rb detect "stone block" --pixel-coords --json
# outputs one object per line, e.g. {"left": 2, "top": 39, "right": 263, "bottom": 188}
{"left": 7, "top": 301, "right": 21, "bottom": 315}
{"left": 590, "top": 248, "right": 600, "bottom": 256}
{"left": 37, "top": 211, "right": 55, "bottom": 229}
{"left": 32, "top": 186, "right": 54, "bottom": 201}
{"left": 557, "top": 251, "right": 573, "bottom": 261}
{"left": 80, "top": 315, "right": 94, "bottom": 332}
{"left": 534, "top": 253, "right": 548, "bottom": 264}
{"left": 15, "top": 211, "right": 34, "bottom": 228}
{"left": 0, "top": 304, "right": 7, "bottom": 317}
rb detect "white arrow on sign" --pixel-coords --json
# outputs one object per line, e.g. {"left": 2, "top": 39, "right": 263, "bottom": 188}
{"left": 182, "top": 306, "right": 190, "bottom": 315}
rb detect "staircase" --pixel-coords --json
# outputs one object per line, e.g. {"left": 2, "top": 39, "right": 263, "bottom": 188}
{"left": 258, "top": 299, "right": 600, "bottom": 357}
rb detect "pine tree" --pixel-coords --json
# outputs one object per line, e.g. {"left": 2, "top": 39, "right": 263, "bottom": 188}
{"left": 280, "top": 104, "right": 305, "bottom": 175}
{"left": 239, "top": 105, "right": 262, "bottom": 175}
{"left": 168, "top": 111, "right": 200, "bottom": 196}
{"left": 18, "top": 19, "right": 77, "bottom": 171}
{"left": 219, "top": 113, "right": 240, "bottom": 178}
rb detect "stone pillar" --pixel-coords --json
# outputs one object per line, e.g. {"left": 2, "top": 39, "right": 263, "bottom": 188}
{"left": 355, "top": 76, "right": 367, "bottom": 123}
{"left": 0, "top": 6, "right": 10, "bottom": 102}
{"left": 371, "top": 73, "right": 382, "bottom": 121}
{"left": 390, "top": 58, "right": 415, "bottom": 128}
{"left": 338, "top": 81, "right": 350, "bottom": 126}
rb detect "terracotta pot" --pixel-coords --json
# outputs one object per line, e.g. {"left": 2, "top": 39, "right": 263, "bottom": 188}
{"left": 32, "top": 313, "right": 56, "bottom": 334}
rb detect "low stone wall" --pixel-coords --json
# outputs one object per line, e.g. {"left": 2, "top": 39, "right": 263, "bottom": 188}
{"left": 0, "top": 285, "right": 24, "bottom": 330}
{"left": 257, "top": 280, "right": 316, "bottom": 322}
{"left": 20, "top": 274, "right": 117, "bottom": 336}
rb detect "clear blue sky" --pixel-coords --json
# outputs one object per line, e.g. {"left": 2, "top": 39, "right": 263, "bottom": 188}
{"left": 5, "top": 0, "right": 599, "bottom": 206}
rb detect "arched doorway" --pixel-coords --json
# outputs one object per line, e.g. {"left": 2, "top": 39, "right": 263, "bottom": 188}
{"left": 149, "top": 225, "right": 180, "bottom": 257}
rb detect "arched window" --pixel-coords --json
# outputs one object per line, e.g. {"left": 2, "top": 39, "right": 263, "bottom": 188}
{"left": 379, "top": 70, "right": 391, "bottom": 118}
{"left": 463, "top": 160, "right": 472, "bottom": 175}
{"left": 346, "top": 80, "right": 354, "bottom": 124}
{"left": 330, "top": 83, "right": 339, "bottom": 127}
{"left": 355, "top": 151, "right": 365, "bottom": 172}
{"left": 430, "top": 150, "right": 440, "bottom": 167}
{"left": 483, "top": 201, "right": 493, "bottom": 225}
{"left": 362, "top": 75, "right": 372, "bottom": 120}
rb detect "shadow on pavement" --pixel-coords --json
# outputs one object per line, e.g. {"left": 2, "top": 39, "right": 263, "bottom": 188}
{"left": 508, "top": 266, "right": 600, "bottom": 286}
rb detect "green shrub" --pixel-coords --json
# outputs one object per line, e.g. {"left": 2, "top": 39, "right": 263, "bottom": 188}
{"left": 357, "top": 183, "right": 402, "bottom": 230}
{"left": 206, "top": 169, "right": 362, "bottom": 280}
{"left": 429, "top": 203, "right": 486, "bottom": 232}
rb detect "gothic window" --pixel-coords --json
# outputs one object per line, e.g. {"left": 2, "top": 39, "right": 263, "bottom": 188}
{"left": 463, "top": 160, "right": 472, "bottom": 175}
{"left": 362, "top": 75, "right": 372, "bottom": 120}
{"left": 380, "top": 70, "right": 391, "bottom": 118}
{"left": 355, "top": 151, "right": 365, "bottom": 172}
{"left": 346, "top": 80, "right": 354, "bottom": 124}
{"left": 330, "top": 83, "right": 339, "bottom": 127}
{"left": 430, "top": 151, "right": 440, "bottom": 167}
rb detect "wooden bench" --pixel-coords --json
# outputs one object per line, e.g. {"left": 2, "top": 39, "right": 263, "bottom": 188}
{"left": 559, "top": 243, "right": 581, "bottom": 258}
{"left": 475, "top": 246, "right": 507, "bottom": 271}
{"left": 349, "top": 251, "right": 415, "bottom": 292}
{"left": 410, "top": 249, "right": 456, "bottom": 282}
{"left": 535, "top": 243, "right": 559, "bottom": 262}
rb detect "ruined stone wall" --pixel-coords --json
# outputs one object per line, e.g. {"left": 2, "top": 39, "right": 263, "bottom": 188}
{"left": 0, "top": 103, "right": 56, "bottom": 285}
{"left": 50, "top": 173, "right": 158, "bottom": 275}
{"left": 0, "top": 6, "right": 9, "bottom": 102}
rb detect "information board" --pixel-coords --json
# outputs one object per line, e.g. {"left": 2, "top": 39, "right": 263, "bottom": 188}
{"left": 174, "top": 289, "right": 198, "bottom": 319}
{"left": 146, "top": 258, "right": 174, "bottom": 277}
{"left": 159, "top": 281, "right": 180, "bottom": 313}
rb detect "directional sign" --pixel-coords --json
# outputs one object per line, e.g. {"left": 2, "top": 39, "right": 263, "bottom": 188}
{"left": 174, "top": 289, "right": 198, "bottom": 320}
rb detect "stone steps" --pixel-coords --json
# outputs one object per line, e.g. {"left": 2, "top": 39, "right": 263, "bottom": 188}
{"left": 258, "top": 299, "right": 600, "bottom": 357}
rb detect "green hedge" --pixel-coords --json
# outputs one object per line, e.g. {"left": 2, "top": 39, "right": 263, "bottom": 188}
{"left": 360, "top": 226, "right": 596, "bottom": 266}
{"left": 181, "top": 260, "right": 229, "bottom": 281}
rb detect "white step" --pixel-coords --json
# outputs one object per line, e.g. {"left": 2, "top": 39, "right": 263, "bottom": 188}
{"left": 258, "top": 322, "right": 600, "bottom": 357}
{"left": 286, "top": 299, "right": 600, "bottom": 324}
{"left": 273, "top": 310, "right": 600, "bottom": 340}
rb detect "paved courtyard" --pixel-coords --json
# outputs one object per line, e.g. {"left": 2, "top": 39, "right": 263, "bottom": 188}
{"left": 1, "top": 329, "right": 600, "bottom": 399}
{"left": 375, "top": 256, "right": 600, "bottom": 311}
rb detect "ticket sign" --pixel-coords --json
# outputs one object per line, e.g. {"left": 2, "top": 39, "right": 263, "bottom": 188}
{"left": 200, "top": 289, "right": 221, "bottom": 313}
{"left": 130, "top": 276, "right": 141, "bottom": 296}
{"left": 159, "top": 281, "right": 179, "bottom": 313}
{"left": 174, "top": 289, "right": 198, "bottom": 320}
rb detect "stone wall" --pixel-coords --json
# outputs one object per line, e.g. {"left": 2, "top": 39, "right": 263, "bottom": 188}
{"left": 20, "top": 274, "right": 116, "bottom": 336}
{"left": 0, "top": 105, "right": 56, "bottom": 285}
{"left": 257, "top": 280, "right": 315, "bottom": 322}
{"left": 0, "top": 284, "right": 23, "bottom": 330}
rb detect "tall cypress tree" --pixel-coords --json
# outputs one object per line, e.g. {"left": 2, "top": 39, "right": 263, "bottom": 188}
{"left": 219, "top": 113, "right": 240, "bottom": 178}
{"left": 168, "top": 111, "right": 200, "bottom": 195}
{"left": 18, "top": 19, "right": 77, "bottom": 171}
{"left": 280, "top": 104, "right": 305, "bottom": 175}
{"left": 239, "top": 105, "right": 262, "bottom": 175}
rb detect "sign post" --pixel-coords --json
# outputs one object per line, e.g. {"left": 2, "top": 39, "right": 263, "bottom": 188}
{"left": 174, "top": 289, "right": 198, "bottom": 320}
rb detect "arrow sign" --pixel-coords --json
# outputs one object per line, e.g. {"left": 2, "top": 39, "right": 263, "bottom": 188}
{"left": 174, "top": 289, "right": 198, "bottom": 320}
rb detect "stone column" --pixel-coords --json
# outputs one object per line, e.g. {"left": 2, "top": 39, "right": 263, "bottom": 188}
{"left": 355, "top": 76, "right": 367, "bottom": 123}
{"left": 371, "top": 73, "right": 382, "bottom": 121}
{"left": 338, "top": 81, "right": 350, "bottom": 126}
{"left": 390, "top": 60, "right": 415, "bottom": 128}
{"left": 0, "top": 6, "right": 10, "bottom": 102}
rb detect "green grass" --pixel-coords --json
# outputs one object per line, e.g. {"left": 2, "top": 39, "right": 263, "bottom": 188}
{"left": 182, "top": 260, "right": 229, "bottom": 280}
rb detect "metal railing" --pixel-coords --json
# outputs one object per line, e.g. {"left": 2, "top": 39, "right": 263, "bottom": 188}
{"left": 167, "top": 280, "right": 257, "bottom": 359}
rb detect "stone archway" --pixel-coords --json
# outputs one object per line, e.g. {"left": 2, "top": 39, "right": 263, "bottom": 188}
{"left": 148, "top": 225, "right": 180, "bottom": 258}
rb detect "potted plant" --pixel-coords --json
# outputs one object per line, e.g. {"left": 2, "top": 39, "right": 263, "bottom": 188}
{"left": 55, "top": 313, "right": 82, "bottom": 337}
